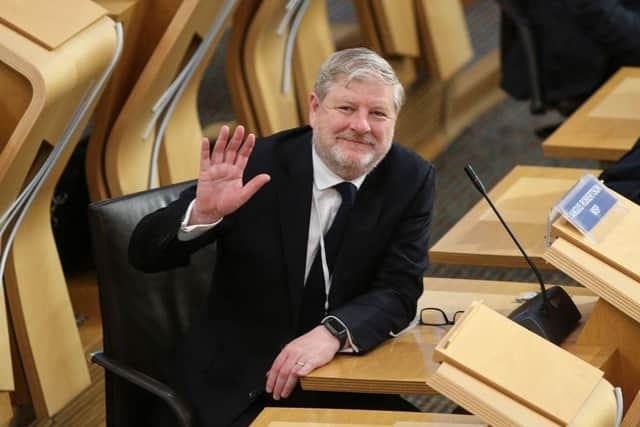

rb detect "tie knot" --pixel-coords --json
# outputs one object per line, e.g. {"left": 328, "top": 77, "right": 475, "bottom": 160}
{"left": 334, "top": 182, "right": 356, "bottom": 207}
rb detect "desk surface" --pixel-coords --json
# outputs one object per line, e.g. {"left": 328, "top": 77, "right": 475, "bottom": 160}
{"left": 543, "top": 67, "right": 640, "bottom": 161}
{"left": 301, "top": 277, "right": 600, "bottom": 395}
{"left": 252, "top": 407, "right": 486, "bottom": 426}
{"left": 428, "top": 165, "right": 600, "bottom": 269}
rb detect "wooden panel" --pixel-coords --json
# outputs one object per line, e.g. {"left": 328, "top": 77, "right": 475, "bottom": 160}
{"left": 0, "top": 287, "right": 11, "bottom": 392}
{"left": 415, "top": 0, "right": 472, "bottom": 81}
{"left": 87, "top": 0, "right": 182, "bottom": 201}
{"left": 370, "top": 0, "right": 419, "bottom": 57}
{"left": 243, "top": 0, "right": 301, "bottom": 135}
{"left": 543, "top": 67, "right": 640, "bottom": 161}
{"left": 293, "top": 0, "right": 335, "bottom": 122}
{"left": 224, "top": 0, "right": 261, "bottom": 134}
{"left": 0, "top": 0, "right": 106, "bottom": 49}
{"left": 433, "top": 303, "right": 604, "bottom": 425}
{"left": 301, "top": 278, "right": 599, "bottom": 395}
{"left": 429, "top": 166, "right": 601, "bottom": 269}
{"left": 104, "top": 0, "right": 233, "bottom": 196}
{"left": 0, "top": 12, "right": 116, "bottom": 417}
{"left": 0, "top": 392, "right": 12, "bottom": 426}
{"left": 352, "top": 0, "right": 383, "bottom": 52}
{"left": 550, "top": 192, "right": 640, "bottom": 283}
{"left": 252, "top": 407, "right": 486, "bottom": 426}
{"left": 622, "top": 389, "right": 640, "bottom": 427}
{"left": 577, "top": 299, "right": 640, "bottom": 413}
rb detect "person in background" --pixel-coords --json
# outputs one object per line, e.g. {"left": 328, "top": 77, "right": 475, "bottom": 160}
{"left": 501, "top": 0, "right": 640, "bottom": 115}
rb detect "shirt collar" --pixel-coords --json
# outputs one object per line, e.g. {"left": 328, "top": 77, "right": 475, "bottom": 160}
{"left": 312, "top": 144, "right": 367, "bottom": 191}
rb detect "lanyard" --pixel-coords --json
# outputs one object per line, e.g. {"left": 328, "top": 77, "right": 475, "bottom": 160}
{"left": 311, "top": 191, "right": 332, "bottom": 314}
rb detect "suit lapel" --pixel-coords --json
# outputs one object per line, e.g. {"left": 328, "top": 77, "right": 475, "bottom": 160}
{"left": 275, "top": 133, "right": 313, "bottom": 326}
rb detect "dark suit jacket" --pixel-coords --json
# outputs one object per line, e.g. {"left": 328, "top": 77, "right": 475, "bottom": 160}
{"left": 129, "top": 126, "right": 435, "bottom": 426}
{"left": 501, "top": 0, "right": 640, "bottom": 105}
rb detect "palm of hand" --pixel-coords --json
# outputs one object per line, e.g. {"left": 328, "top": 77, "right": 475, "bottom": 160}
{"left": 197, "top": 163, "right": 246, "bottom": 218}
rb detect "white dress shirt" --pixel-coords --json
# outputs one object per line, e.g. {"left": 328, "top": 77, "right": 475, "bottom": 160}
{"left": 178, "top": 145, "right": 366, "bottom": 351}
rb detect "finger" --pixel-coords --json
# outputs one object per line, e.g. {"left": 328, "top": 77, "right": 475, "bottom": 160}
{"left": 211, "top": 125, "right": 229, "bottom": 164}
{"left": 199, "top": 138, "right": 211, "bottom": 173}
{"left": 239, "top": 174, "right": 271, "bottom": 204}
{"left": 266, "top": 350, "right": 289, "bottom": 394}
{"left": 279, "top": 369, "right": 300, "bottom": 399}
{"left": 235, "top": 133, "right": 256, "bottom": 170}
{"left": 272, "top": 361, "right": 296, "bottom": 400}
{"left": 296, "top": 359, "right": 316, "bottom": 376}
{"left": 224, "top": 125, "right": 245, "bottom": 164}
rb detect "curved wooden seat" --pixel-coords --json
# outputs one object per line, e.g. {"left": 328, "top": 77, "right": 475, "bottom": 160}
{"left": 104, "top": 0, "right": 235, "bottom": 197}
{"left": 293, "top": 0, "right": 335, "bottom": 121}
{"left": 0, "top": 1, "right": 118, "bottom": 419}
{"left": 86, "top": 0, "right": 182, "bottom": 201}
{"left": 243, "top": 0, "right": 301, "bottom": 136}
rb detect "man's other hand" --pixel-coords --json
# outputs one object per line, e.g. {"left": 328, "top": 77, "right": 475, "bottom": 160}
{"left": 190, "top": 125, "right": 270, "bottom": 225}
{"left": 265, "top": 325, "right": 341, "bottom": 400}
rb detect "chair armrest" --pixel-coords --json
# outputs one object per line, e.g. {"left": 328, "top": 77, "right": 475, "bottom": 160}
{"left": 90, "top": 351, "right": 192, "bottom": 427}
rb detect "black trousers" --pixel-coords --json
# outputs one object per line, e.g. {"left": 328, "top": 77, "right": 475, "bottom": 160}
{"left": 230, "top": 385, "right": 420, "bottom": 427}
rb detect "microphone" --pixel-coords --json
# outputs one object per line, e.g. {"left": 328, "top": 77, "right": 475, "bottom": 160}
{"left": 464, "top": 164, "right": 581, "bottom": 345}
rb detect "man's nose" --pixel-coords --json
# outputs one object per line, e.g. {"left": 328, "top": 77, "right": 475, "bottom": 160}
{"left": 349, "top": 109, "right": 371, "bottom": 134}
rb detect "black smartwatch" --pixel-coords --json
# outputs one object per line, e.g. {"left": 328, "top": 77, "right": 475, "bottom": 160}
{"left": 322, "top": 317, "right": 348, "bottom": 349}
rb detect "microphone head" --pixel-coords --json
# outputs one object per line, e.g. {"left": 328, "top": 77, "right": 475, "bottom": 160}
{"left": 464, "top": 164, "right": 486, "bottom": 194}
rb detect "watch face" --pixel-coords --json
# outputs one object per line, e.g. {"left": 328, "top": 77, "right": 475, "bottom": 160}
{"left": 324, "top": 318, "right": 345, "bottom": 334}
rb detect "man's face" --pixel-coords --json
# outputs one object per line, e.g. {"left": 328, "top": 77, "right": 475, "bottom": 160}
{"left": 309, "top": 76, "right": 397, "bottom": 180}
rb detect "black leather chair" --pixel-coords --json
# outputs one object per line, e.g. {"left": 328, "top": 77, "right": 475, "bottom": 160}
{"left": 88, "top": 181, "right": 214, "bottom": 427}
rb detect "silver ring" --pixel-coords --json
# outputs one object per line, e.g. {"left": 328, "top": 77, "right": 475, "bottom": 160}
{"left": 295, "top": 361, "right": 305, "bottom": 367}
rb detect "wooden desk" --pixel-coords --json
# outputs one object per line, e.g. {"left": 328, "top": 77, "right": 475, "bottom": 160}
{"left": 429, "top": 165, "right": 600, "bottom": 269}
{"left": 543, "top": 67, "right": 640, "bottom": 161}
{"left": 252, "top": 407, "right": 486, "bottom": 426}
{"left": 301, "top": 277, "right": 600, "bottom": 395}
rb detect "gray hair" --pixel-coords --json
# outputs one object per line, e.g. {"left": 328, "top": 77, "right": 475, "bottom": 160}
{"left": 313, "top": 48, "right": 405, "bottom": 113}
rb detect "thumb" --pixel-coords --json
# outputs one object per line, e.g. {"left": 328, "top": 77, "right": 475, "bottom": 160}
{"left": 239, "top": 173, "right": 271, "bottom": 203}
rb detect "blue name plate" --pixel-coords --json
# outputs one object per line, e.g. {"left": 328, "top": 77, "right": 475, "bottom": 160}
{"left": 556, "top": 175, "right": 618, "bottom": 234}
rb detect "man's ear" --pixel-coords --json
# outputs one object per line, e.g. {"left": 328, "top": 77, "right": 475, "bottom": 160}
{"left": 308, "top": 92, "right": 320, "bottom": 127}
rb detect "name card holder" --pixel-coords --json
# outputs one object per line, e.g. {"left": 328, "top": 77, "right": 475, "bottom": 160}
{"left": 546, "top": 174, "right": 627, "bottom": 246}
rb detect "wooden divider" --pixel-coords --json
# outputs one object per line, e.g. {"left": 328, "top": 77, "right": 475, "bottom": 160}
{"left": 416, "top": 0, "right": 472, "bottom": 81}
{"left": 370, "top": 0, "right": 420, "bottom": 57}
{"left": 105, "top": 0, "right": 233, "bottom": 196}
{"left": 0, "top": 2, "right": 117, "bottom": 418}
{"left": 293, "top": 0, "right": 335, "bottom": 122}
{"left": 243, "top": 0, "right": 301, "bottom": 136}
{"left": 225, "top": 0, "right": 261, "bottom": 135}
{"left": 86, "top": 0, "right": 183, "bottom": 201}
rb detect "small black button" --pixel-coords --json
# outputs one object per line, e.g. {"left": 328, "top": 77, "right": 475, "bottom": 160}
{"left": 248, "top": 389, "right": 259, "bottom": 400}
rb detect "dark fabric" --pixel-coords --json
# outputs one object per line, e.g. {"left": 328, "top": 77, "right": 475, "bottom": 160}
{"left": 299, "top": 182, "right": 357, "bottom": 333}
{"left": 500, "top": 0, "right": 640, "bottom": 107}
{"left": 600, "top": 138, "right": 640, "bottom": 204}
{"left": 88, "top": 181, "right": 212, "bottom": 427}
{"left": 231, "top": 387, "right": 419, "bottom": 427}
{"left": 128, "top": 125, "right": 435, "bottom": 427}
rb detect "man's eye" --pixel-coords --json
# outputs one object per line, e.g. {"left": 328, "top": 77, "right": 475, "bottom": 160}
{"left": 338, "top": 106, "right": 353, "bottom": 112}
{"left": 372, "top": 111, "right": 387, "bottom": 118}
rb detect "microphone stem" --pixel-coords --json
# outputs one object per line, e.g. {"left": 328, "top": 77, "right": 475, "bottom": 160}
{"left": 483, "top": 195, "right": 550, "bottom": 308}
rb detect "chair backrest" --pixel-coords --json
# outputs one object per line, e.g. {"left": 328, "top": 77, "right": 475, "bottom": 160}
{"left": 496, "top": 0, "right": 546, "bottom": 114}
{"left": 88, "top": 180, "right": 215, "bottom": 427}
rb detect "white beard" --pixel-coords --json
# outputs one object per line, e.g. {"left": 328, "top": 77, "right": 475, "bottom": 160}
{"left": 313, "top": 132, "right": 393, "bottom": 179}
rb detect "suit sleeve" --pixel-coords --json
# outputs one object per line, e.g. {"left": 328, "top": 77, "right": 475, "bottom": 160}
{"left": 128, "top": 185, "right": 222, "bottom": 273}
{"left": 329, "top": 164, "right": 435, "bottom": 353}
{"left": 568, "top": 0, "right": 640, "bottom": 63}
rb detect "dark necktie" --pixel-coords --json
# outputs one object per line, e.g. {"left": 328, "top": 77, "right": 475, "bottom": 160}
{"left": 298, "top": 182, "right": 357, "bottom": 333}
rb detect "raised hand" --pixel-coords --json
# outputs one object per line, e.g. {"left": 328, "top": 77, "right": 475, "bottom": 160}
{"left": 189, "top": 125, "right": 270, "bottom": 225}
